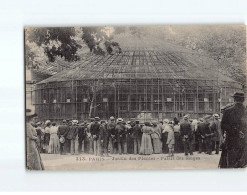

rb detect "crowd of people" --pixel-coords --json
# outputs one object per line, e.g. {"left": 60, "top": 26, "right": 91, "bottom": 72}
{"left": 26, "top": 92, "right": 247, "bottom": 170}
{"left": 31, "top": 113, "right": 224, "bottom": 158}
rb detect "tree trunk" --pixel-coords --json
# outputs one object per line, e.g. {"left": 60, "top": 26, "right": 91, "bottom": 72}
{"left": 88, "top": 93, "right": 95, "bottom": 118}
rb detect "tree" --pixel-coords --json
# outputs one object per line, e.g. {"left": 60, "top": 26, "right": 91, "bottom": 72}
{"left": 25, "top": 27, "right": 122, "bottom": 64}
{"left": 25, "top": 40, "right": 49, "bottom": 70}
{"left": 156, "top": 26, "right": 246, "bottom": 84}
{"left": 26, "top": 27, "right": 81, "bottom": 62}
{"left": 83, "top": 80, "right": 104, "bottom": 118}
{"left": 82, "top": 27, "right": 121, "bottom": 55}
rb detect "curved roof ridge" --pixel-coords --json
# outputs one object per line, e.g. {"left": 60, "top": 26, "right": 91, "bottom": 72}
{"left": 37, "top": 48, "right": 238, "bottom": 85}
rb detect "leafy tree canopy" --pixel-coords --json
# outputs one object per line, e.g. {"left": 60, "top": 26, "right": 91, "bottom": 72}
{"left": 25, "top": 27, "right": 121, "bottom": 64}
{"left": 25, "top": 26, "right": 246, "bottom": 84}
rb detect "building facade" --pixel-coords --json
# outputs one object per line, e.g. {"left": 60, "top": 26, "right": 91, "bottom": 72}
{"left": 34, "top": 48, "right": 244, "bottom": 122}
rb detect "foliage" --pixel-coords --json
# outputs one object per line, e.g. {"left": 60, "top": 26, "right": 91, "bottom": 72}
{"left": 162, "top": 26, "right": 246, "bottom": 84}
{"left": 25, "top": 27, "right": 122, "bottom": 67}
{"left": 114, "top": 26, "right": 246, "bottom": 84}
{"left": 82, "top": 27, "right": 121, "bottom": 55}
{"left": 26, "top": 27, "right": 81, "bottom": 62}
{"left": 25, "top": 26, "right": 246, "bottom": 85}
{"left": 25, "top": 40, "right": 49, "bottom": 70}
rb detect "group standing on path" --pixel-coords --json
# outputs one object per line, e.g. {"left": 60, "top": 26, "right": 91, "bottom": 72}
{"left": 26, "top": 92, "right": 247, "bottom": 170}
{"left": 31, "top": 114, "right": 230, "bottom": 158}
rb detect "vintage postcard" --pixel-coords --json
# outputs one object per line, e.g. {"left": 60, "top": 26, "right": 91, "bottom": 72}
{"left": 25, "top": 25, "right": 247, "bottom": 170}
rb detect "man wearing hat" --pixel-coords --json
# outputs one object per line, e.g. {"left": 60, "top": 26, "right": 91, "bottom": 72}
{"left": 180, "top": 115, "right": 193, "bottom": 156}
{"left": 84, "top": 118, "right": 94, "bottom": 154}
{"left": 67, "top": 120, "right": 79, "bottom": 155}
{"left": 116, "top": 118, "right": 127, "bottom": 155}
{"left": 57, "top": 120, "right": 69, "bottom": 155}
{"left": 197, "top": 118, "right": 206, "bottom": 154}
{"left": 99, "top": 120, "right": 109, "bottom": 156}
{"left": 204, "top": 119, "right": 213, "bottom": 155}
{"left": 219, "top": 92, "right": 246, "bottom": 168}
{"left": 90, "top": 117, "right": 101, "bottom": 156}
{"left": 107, "top": 116, "right": 117, "bottom": 154}
{"left": 126, "top": 121, "right": 134, "bottom": 154}
{"left": 210, "top": 114, "right": 223, "bottom": 154}
{"left": 131, "top": 120, "right": 142, "bottom": 155}
{"left": 77, "top": 122, "right": 87, "bottom": 154}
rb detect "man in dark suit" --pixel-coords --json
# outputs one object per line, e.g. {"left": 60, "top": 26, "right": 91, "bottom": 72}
{"left": 204, "top": 120, "right": 213, "bottom": 155}
{"left": 210, "top": 114, "right": 223, "bottom": 154}
{"left": 132, "top": 120, "right": 142, "bottom": 154}
{"left": 57, "top": 120, "right": 69, "bottom": 155}
{"left": 116, "top": 118, "right": 127, "bottom": 155}
{"left": 99, "top": 120, "right": 109, "bottom": 156}
{"left": 219, "top": 92, "right": 246, "bottom": 168}
{"left": 67, "top": 120, "right": 78, "bottom": 155}
{"left": 107, "top": 116, "right": 117, "bottom": 154}
{"left": 180, "top": 115, "right": 193, "bottom": 156}
{"left": 197, "top": 118, "right": 206, "bottom": 153}
{"left": 78, "top": 122, "right": 86, "bottom": 154}
{"left": 90, "top": 117, "right": 101, "bottom": 156}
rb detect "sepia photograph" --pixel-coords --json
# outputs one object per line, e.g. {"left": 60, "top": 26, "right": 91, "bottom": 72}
{"left": 25, "top": 25, "right": 247, "bottom": 171}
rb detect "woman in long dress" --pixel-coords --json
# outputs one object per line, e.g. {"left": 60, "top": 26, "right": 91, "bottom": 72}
{"left": 139, "top": 122, "right": 154, "bottom": 155}
{"left": 48, "top": 122, "right": 60, "bottom": 154}
{"left": 26, "top": 108, "right": 44, "bottom": 170}
{"left": 43, "top": 122, "right": 51, "bottom": 153}
{"left": 151, "top": 121, "right": 162, "bottom": 154}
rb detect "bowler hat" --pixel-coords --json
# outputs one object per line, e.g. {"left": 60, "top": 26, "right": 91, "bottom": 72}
{"left": 94, "top": 117, "right": 100, "bottom": 121}
{"left": 101, "top": 120, "right": 106, "bottom": 124}
{"left": 109, "top": 116, "right": 115, "bottom": 120}
{"left": 213, "top": 114, "right": 219, "bottom": 118}
{"left": 117, "top": 118, "right": 123, "bottom": 123}
{"left": 231, "top": 92, "right": 245, "bottom": 98}
{"left": 45, "top": 120, "right": 51, "bottom": 125}
{"left": 183, "top": 115, "right": 189, "bottom": 120}
{"left": 72, "top": 120, "right": 78, "bottom": 124}
{"left": 144, "top": 121, "right": 150, "bottom": 126}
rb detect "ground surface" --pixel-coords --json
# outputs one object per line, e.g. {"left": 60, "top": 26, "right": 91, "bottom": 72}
{"left": 41, "top": 151, "right": 221, "bottom": 171}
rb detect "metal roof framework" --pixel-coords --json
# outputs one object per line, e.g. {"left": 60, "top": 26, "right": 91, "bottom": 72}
{"left": 36, "top": 48, "right": 242, "bottom": 91}
{"left": 31, "top": 44, "right": 245, "bottom": 121}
